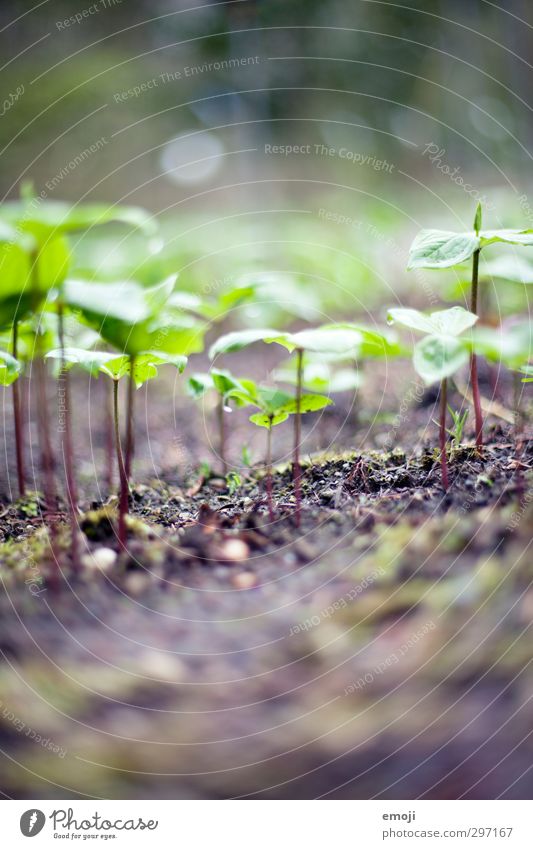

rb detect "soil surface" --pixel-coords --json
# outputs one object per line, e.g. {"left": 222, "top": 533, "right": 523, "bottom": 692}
{"left": 0, "top": 360, "right": 532, "bottom": 799}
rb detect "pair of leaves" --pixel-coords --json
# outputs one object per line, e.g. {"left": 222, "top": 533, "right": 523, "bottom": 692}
{"left": 388, "top": 305, "right": 478, "bottom": 385}
{"left": 62, "top": 276, "right": 205, "bottom": 357}
{"left": 46, "top": 347, "right": 187, "bottom": 388}
{"left": 408, "top": 226, "right": 533, "bottom": 270}
{"left": 1, "top": 199, "right": 157, "bottom": 243}
{"left": 209, "top": 325, "right": 365, "bottom": 360}
{"left": 387, "top": 306, "right": 478, "bottom": 338}
{"left": 225, "top": 379, "right": 332, "bottom": 429}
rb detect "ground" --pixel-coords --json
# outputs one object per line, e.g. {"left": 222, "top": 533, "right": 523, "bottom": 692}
{"left": 0, "top": 360, "right": 532, "bottom": 799}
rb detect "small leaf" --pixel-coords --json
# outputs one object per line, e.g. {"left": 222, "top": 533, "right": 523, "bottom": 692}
{"left": 209, "top": 328, "right": 279, "bottom": 358}
{"left": 408, "top": 230, "right": 480, "bottom": 269}
{"left": 474, "top": 202, "right": 482, "bottom": 235}
{"left": 187, "top": 372, "right": 213, "bottom": 399}
{"left": 277, "top": 393, "right": 333, "bottom": 415}
{"left": 413, "top": 335, "right": 469, "bottom": 385}
{"left": 250, "top": 410, "right": 289, "bottom": 428}
{"left": 388, "top": 306, "right": 477, "bottom": 337}
{"left": 472, "top": 322, "right": 532, "bottom": 368}
{"left": 480, "top": 229, "right": 533, "bottom": 248}
{"left": 266, "top": 326, "right": 362, "bottom": 355}
{"left": 0, "top": 350, "right": 21, "bottom": 386}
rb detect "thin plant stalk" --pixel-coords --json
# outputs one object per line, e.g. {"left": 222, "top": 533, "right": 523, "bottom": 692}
{"left": 513, "top": 371, "right": 525, "bottom": 505}
{"left": 218, "top": 396, "right": 227, "bottom": 475}
{"left": 293, "top": 347, "right": 304, "bottom": 526}
{"left": 470, "top": 247, "right": 483, "bottom": 448}
{"left": 30, "top": 255, "right": 56, "bottom": 522}
{"left": 440, "top": 377, "right": 449, "bottom": 491}
{"left": 113, "top": 379, "right": 127, "bottom": 495}
{"left": 58, "top": 302, "right": 79, "bottom": 570}
{"left": 266, "top": 415, "right": 274, "bottom": 521}
{"left": 11, "top": 319, "right": 25, "bottom": 497}
{"left": 118, "top": 356, "right": 135, "bottom": 548}
{"left": 104, "top": 379, "right": 114, "bottom": 494}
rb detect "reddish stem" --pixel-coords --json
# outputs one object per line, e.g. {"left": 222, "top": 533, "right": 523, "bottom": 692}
{"left": 218, "top": 396, "right": 227, "bottom": 476}
{"left": 118, "top": 357, "right": 135, "bottom": 548}
{"left": 470, "top": 248, "right": 483, "bottom": 449}
{"left": 105, "top": 378, "right": 114, "bottom": 494}
{"left": 58, "top": 302, "right": 79, "bottom": 571}
{"left": 266, "top": 417, "right": 274, "bottom": 521}
{"left": 440, "top": 378, "right": 449, "bottom": 491}
{"left": 12, "top": 320, "right": 25, "bottom": 497}
{"left": 293, "top": 348, "right": 303, "bottom": 526}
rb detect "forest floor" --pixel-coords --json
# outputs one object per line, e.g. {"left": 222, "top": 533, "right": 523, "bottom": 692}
{"left": 0, "top": 358, "right": 532, "bottom": 799}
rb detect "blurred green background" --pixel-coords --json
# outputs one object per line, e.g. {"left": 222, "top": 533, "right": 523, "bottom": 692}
{"left": 1, "top": 0, "right": 532, "bottom": 318}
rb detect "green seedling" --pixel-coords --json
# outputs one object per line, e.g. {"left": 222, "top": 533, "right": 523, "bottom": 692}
{"left": 446, "top": 407, "right": 469, "bottom": 450}
{"left": 46, "top": 345, "right": 186, "bottom": 543}
{"left": 388, "top": 306, "right": 478, "bottom": 490}
{"left": 210, "top": 325, "right": 361, "bottom": 523}
{"left": 225, "top": 378, "right": 332, "bottom": 520}
{"left": 187, "top": 368, "right": 247, "bottom": 475}
{"left": 225, "top": 472, "right": 241, "bottom": 496}
{"left": 60, "top": 274, "right": 201, "bottom": 546}
{"left": 0, "top": 189, "right": 157, "bottom": 571}
{"left": 408, "top": 203, "right": 533, "bottom": 448}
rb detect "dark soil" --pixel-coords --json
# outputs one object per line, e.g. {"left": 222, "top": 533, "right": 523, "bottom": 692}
{"left": 1, "top": 361, "right": 532, "bottom": 799}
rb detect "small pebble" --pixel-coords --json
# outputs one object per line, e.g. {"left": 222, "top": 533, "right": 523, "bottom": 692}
{"left": 214, "top": 538, "right": 250, "bottom": 562}
{"left": 81, "top": 547, "right": 117, "bottom": 572}
{"left": 231, "top": 571, "right": 258, "bottom": 589}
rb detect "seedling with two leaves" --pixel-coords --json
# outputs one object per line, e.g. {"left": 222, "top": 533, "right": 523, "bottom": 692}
{"left": 388, "top": 306, "right": 478, "bottom": 490}
{"left": 210, "top": 325, "right": 368, "bottom": 523}
{"left": 55, "top": 274, "right": 204, "bottom": 546}
{"left": 408, "top": 203, "right": 533, "bottom": 447}
{"left": 0, "top": 191, "right": 157, "bottom": 569}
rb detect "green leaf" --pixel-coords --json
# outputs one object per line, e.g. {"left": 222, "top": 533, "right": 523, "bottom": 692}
{"left": 520, "top": 365, "right": 533, "bottom": 383}
{"left": 211, "top": 368, "right": 245, "bottom": 398}
{"left": 209, "top": 328, "right": 280, "bottom": 359}
{"left": 45, "top": 347, "right": 118, "bottom": 376}
{"left": 265, "top": 326, "right": 362, "bottom": 355}
{"left": 388, "top": 306, "right": 477, "bottom": 337}
{"left": 408, "top": 230, "right": 480, "bottom": 269}
{"left": 413, "top": 335, "right": 470, "bottom": 385}
{"left": 187, "top": 372, "right": 213, "bottom": 399}
{"left": 480, "top": 229, "right": 533, "bottom": 248}
{"left": 0, "top": 350, "right": 21, "bottom": 386}
{"left": 255, "top": 387, "right": 294, "bottom": 414}
{"left": 480, "top": 254, "right": 533, "bottom": 284}
{"left": 1, "top": 200, "right": 157, "bottom": 241}
{"left": 62, "top": 275, "right": 183, "bottom": 355}
{"left": 474, "top": 202, "right": 482, "bottom": 235}
{"left": 36, "top": 235, "right": 71, "bottom": 293}
{"left": 250, "top": 410, "right": 289, "bottom": 429}
{"left": 472, "top": 322, "right": 532, "bottom": 368}
{"left": 276, "top": 393, "right": 333, "bottom": 415}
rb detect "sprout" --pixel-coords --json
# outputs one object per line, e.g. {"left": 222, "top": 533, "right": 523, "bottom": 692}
{"left": 47, "top": 345, "right": 187, "bottom": 546}
{"left": 0, "top": 189, "right": 157, "bottom": 568}
{"left": 225, "top": 379, "right": 332, "bottom": 520}
{"left": 388, "top": 306, "right": 478, "bottom": 490}
{"left": 57, "top": 274, "right": 198, "bottom": 546}
{"left": 187, "top": 368, "right": 248, "bottom": 475}
{"left": 210, "top": 325, "right": 360, "bottom": 524}
{"left": 407, "top": 203, "right": 533, "bottom": 448}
